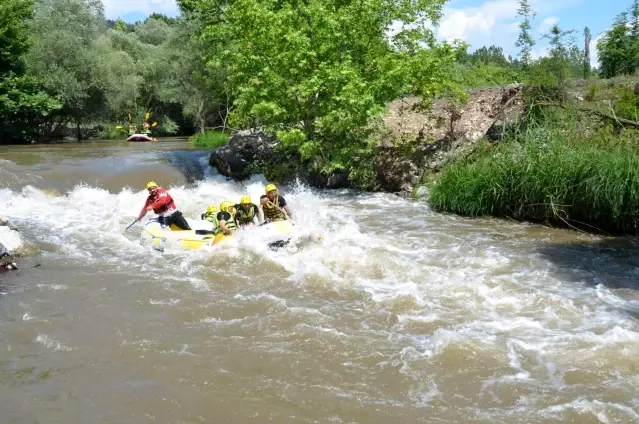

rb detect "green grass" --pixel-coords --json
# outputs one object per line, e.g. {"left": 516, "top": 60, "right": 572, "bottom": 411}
{"left": 427, "top": 108, "right": 639, "bottom": 235}
{"left": 190, "top": 131, "right": 229, "bottom": 149}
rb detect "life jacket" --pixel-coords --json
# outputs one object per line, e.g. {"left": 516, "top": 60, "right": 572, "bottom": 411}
{"left": 148, "top": 188, "right": 176, "bottom": 216}
{"left": 236, "top": 204, "right": 257, "bottom": 224}
{"left": 202, "top": 211, "right": 220, "bottom": 233}
{"left": 220, "top": 210, "right": 237, "bottom": 232}
{"left": 263, "top": 196, "right": 285, "bottom": 221}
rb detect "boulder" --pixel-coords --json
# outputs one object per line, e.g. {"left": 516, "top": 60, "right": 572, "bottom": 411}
{"left": 376, "top": 84, "right": 526, "bottom": 192}
{"left": 0, "top": 242, "right": 17, "bottom": 271}
{"left": 209, "top": 132, "right": 281, "bottom": 180}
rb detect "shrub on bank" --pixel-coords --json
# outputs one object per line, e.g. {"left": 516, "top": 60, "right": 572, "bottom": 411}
{"left": 190, "top": 131, "right": 229, "bottom": 149}
{"left": 427, "top": 110, "right": 639, "bottom": 235}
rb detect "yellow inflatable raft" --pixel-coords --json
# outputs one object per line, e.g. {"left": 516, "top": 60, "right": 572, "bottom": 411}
{"left": 139, "top": 218, "right": 295, "bottom": 252}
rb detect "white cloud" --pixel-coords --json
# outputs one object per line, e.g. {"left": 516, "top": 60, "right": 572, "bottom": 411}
{"left": 531, "top": 46, "right": 550, "bottom": 59}
{"left": 589, "top": 32, "right": 603, "bottom": 68}
{"left": 538, "top": 16, "right": 559, "bottom": 34}
{"left": 436, "top": 0, "right": 583, "bottom": 59}
{"left": 101, "top": 0, "right": 179, "bottom": 19}
{"left": 437, "top": 0, "right": 518, "bottom": 42}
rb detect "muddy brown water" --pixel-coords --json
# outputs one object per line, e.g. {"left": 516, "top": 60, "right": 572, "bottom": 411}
{"left": 1, "top": 140, "right": 638, "bottom": 423}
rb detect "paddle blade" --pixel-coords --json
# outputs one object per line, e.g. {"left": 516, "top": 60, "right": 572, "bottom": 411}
{"left": 125, "top": 220, "right": 136, "bottom": 231}
{"left": 145, "top": 112, "right": 150, "bottom": 121}
{"left": 152, "top": 122, "right": 157, "bottom": 127}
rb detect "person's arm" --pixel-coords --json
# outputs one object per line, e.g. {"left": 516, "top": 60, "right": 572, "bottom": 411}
{"left": 280, "top": 197, "right": 292, "bottom": 219}
{"left": 137, "top": 198, "right": 151, "bottom": 221}
{"left": 283, "top": 205, "right": 292, "bottom": 218}
{"left": 260, "top": 195, "right": 269, "bottom": 207}
{"left": 218, "top": 212, "right": 233, "bottom": 235}
{"left": 219, "top": 220, "right": 233, "bottom": 235}
{"left": 256, "top": 204, "right": 263, "bottom": 223}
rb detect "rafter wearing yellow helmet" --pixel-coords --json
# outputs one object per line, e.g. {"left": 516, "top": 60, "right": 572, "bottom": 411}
{"left": 201, "top": 204, "right": 221, "bottom": 234}
{"left": 136, "top": 181, "right": 191, "bottom": 231}
{"left": 260, "top": 183, "right": 293, "bottom": 222}
{"left": 217, "top": 199, "right": 237, "bottom": 235}
{"left": 234, "top": 195, "right": 263, "bottom": 227}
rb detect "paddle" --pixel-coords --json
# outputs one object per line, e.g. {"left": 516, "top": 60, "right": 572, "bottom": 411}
{"left": 125, "top": 220, "right": 137, "bottom": 231}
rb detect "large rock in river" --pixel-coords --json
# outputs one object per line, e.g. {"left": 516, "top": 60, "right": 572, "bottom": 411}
{"left": 209, "top": 132, "right": 282, "bottom": 180}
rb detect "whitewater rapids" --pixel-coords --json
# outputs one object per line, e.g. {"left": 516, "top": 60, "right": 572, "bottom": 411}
{"left": 0, "top": 141, "right": 638, "bottom": 423}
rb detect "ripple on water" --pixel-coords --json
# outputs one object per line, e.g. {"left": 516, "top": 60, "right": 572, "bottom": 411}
{"left": 0, "top": 149, "right": 638, "bottom": 423}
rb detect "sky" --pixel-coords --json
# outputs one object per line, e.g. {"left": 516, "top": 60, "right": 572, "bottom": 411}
{"left": 104, "top": 0, "right": 637, "bottom": 67}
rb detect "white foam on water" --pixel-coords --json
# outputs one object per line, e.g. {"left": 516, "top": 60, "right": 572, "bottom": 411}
{"left": 2, "top": 155, "right": 639, "bottom": 418}
{"left": 0, "top": 222, "right": 23, "bottom": 252}
{"left": 36, "top": 334, "right": 74, "bottom": 352}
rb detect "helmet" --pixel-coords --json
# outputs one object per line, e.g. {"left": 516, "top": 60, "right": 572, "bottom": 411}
{"left": 220, "top": 200, "right": 234, "bottom": 212}
{"left": 206, "top": 204, "right": 218, "bottom": 214}
{"left": 146, "top": 181, "right": 158, "bottom": 189}
{"left": 265, "top": 184, "right": 277, "bottom": 194}
{"left": 240, "top": 195, "right": 251, "bottom": 204}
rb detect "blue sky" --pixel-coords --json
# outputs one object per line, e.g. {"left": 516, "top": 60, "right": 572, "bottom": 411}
{"left": 105, "top": 0, "right": 637, "bottom": 66}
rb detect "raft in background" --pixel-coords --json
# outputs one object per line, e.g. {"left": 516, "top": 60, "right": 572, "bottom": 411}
{"left": 126, "top": 134, "right": 156, "bottom": 142}
{"left": 139, "top": 218, "right": 298, "bottom": 252}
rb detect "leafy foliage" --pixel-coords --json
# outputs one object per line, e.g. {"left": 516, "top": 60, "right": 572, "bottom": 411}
{"left": 0, "top": 0, "right": 60, "bottom": 143}
{"left": 597, "top": 1, "right": 639, "bottom": 78}
{"left": 178, "top": 0, "right": 464, "bottom": 177}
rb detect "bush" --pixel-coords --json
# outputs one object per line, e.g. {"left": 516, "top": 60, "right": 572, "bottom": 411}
{"left": 427, "top": 108, "right": 639, "bottom": 235}
{"left": 97, "top": 124, "right": 125, "bottom": 140}
{"left": 190, "top": 131, "right": 229, "bottom": 149}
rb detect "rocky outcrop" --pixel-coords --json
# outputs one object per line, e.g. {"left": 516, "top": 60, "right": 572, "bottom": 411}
{"left": 208, "top": 84, "right": 526, "bottom": 193}
{"left": 375, "top": 84, "right": 526, "bottom": 192}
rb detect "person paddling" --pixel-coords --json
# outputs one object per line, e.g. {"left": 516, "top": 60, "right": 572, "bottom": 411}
{"left": 235, "top": 195, "right": 262, "bottom": 227}
{"left": 136, "top": 181, "right": 191, "bottom": 230}
{"left": 217, "top": 200, "right": 237, "bottom": 235}
{"left": 260, "top": 184, "right": 292, "bottom": 222}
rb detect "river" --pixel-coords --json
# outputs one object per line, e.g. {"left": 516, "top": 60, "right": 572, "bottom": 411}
{"left": 1, "top": 140, "right": 638, "bottom": 423}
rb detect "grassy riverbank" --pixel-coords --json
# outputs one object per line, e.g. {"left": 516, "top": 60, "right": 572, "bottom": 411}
{"left": 190, "top": 131, "right": 229, "bottom": 149}
{"left": 427, "top": 108, "right": 639, "bottom": 235}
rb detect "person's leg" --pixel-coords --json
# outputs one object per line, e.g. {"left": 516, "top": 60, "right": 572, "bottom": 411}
{"left": 168, "top": 211, "right": 192, "bottom": 230}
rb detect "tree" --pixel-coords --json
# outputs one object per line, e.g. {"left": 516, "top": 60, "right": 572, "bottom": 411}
{"left": 515, "top": 0, "right": 535, "bottom": 67}
{"left": 178, "top": 0, "right": 464, "bottom": 176}
{"left": 583, "top": 26, "right": 591, "bottom": 78}
{"left": 598, "top": 12, "right": 632, "bottom": 78}
{"left": 26, "top": 0, "right": 109, "bottom": 138}
{"left": 114, "top": 18, "right": 127, "bottom": 33}
{"left": 0, "top": 0, "right": 60, "bottom": 143}
{"left": 542, "top": 24, "right": 575, "bottom": 86}
{"left": 159, "top": 16, "right": 230, "bottom": 133}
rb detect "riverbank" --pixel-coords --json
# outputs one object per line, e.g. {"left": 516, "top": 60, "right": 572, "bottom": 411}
{"left": 206, "top": 77, "right": 639, "bottom": 236}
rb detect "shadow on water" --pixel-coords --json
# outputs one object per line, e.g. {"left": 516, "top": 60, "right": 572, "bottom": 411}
{"left": 536, "top": 237, "right": 639, "bottom": 291}
{"left": 535, "top": 237, "right": 639, "bottom": 319}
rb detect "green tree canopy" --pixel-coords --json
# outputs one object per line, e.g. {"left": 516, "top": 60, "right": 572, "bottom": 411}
{"left": 178, "top": 0, "right": 464, "bottom": 174}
